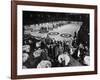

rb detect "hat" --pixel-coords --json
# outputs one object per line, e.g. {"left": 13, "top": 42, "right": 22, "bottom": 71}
{"left": 37, "top": 60, "right": 52, "bottom": 68}
{"left": 33, "top": 49, "right": 42, "bottom": 58}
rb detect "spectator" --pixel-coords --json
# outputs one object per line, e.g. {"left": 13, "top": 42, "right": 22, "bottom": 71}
{"left": 22, "top": 53, "right": 29, "bottom": 63}
{"left": 58, "top": 52, "right": 70, "bottom": 66}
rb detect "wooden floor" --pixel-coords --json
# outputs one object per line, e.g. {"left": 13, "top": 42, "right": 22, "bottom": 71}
{"left": 68, "top": 55, "right": 82, "bottom": 66}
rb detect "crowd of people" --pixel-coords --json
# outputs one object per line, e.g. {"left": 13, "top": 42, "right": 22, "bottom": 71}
{"left": 22, "top": 30, "right": 90, "bottom": 69}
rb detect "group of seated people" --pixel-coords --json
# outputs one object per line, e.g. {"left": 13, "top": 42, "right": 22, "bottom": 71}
{"left": 22, "top": 34, "right": 90, "bottom": 69}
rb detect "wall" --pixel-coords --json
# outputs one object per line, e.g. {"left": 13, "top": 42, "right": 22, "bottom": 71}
{"left": 0, "top": 0, "right": 99, "bottom": 80}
